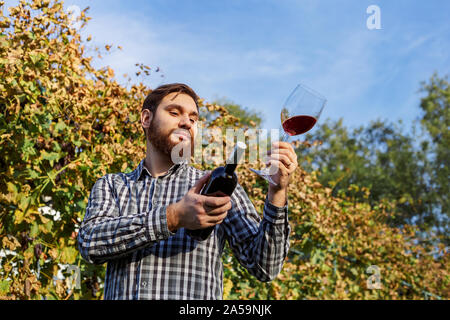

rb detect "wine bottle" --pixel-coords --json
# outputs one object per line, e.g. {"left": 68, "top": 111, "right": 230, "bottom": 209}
{"left": 186, "top": 141, "right": 247, "bottom": 241}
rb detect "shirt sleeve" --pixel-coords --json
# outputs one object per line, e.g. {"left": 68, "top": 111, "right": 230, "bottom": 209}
{"left": 223, "top": 183, "right": 291, "bottom": 282}
{"left": 77, "top": 176, "right": 175, "bottom": 265}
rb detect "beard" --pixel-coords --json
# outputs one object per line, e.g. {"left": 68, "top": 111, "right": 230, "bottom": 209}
{"left": 146, "top": 118, "right": 194, "bottom": 162}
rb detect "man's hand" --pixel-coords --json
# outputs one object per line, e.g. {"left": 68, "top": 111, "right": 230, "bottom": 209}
{"left": 166, "top": 171, "right": 232, "bottom": 232}
{"left": 266, "top": 141, "right": 298, "bottom": 207}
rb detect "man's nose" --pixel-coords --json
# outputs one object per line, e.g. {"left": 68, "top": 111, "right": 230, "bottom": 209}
{"left": 179, "top": 114, "right": 192, "bottom": 129}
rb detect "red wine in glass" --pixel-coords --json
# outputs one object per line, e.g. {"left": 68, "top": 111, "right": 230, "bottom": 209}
{"left": 282, "top": 115, "right": 317, "bottom": 136}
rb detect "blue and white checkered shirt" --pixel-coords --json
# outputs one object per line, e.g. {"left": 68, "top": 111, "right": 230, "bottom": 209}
{"left": 78, "top": 159, "right": 290, "bottom": 299}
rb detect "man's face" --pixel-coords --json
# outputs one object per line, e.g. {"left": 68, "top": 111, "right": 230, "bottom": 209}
{"left": 142, "top": 92, "right": 199, "bottom": 161}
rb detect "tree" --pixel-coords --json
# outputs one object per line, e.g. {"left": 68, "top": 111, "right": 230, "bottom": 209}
{"left": 418, "top": 73, "right": 449, "bottom": 239}
{"left": 0, "top": 0, "right": 149, "bottom": 299}
{"left": 297, "top": 74, "right": 449, "bottom": 244}
{"left": 212, "top": 98, "right": 263, "bottom": 128}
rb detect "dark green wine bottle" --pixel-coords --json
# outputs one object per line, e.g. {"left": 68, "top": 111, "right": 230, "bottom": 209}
{"left": 186, "top": 141, "right": 247, "bottom": 241}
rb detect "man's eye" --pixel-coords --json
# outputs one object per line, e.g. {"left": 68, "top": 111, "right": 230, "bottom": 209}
{"left": 170, "top": 111, "right": 178, "bottom": 116}
{"left": 190, "top": 119, "right": 196, "bottom": 123}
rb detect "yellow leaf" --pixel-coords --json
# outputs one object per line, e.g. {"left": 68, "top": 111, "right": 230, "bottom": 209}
{"left": 2, "top": 236, "right": 20, "bottom": 251}
{"left": 48, "top": 248, "right": 59, "bottom": 260}
{"left": 6, "top": 182, "right": 19, "bottom": 201}
{"left": 14, "top": 209, "right": 25, "bottom": 224}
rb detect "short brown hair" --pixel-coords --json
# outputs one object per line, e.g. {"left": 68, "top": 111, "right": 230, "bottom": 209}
{"left": 142, "top": 83, "right": 200, "bottom": 114}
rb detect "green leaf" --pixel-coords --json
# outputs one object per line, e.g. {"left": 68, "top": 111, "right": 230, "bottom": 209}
{"left": 76, "top": 199, "right": 86, "bottom": 211}
{"left": 311, "top": 249, "right": 325, "bottom": 265}
{"left": 30, "top": 222, "right": 39, "bottom": 237}
{"left": 61, "top": 246, "right": 78, "bottom": 264}
{"left": 73, "top": 139, "right": 82, "bottom": 147}
{"left": 0, "top": 281, "right": 10, "bottom": 294}
{"left": 54, "top": 119, "right": 66, "bottom": 133}
{"left": 21, "top": 138, "right": 37, "bottom": 159}
{"left": 29, "top": 53, "right": 40, "bottom": 65}
{"left": 27, "top": 167, "right": 40, "bottom": 179}
{"left": 41, "top": 150, "right": 61, "bottom": 166}
{"left": 128, "top": 113, "right": 138, "bottom": 123}
{"left": 18, "top": 195, "right": 31, "bottom": 212}
{"left": 6, "top": 182, "right": 19, "bottom": 200}
{"left": 43, "top": 219, "right": 54, "bottom": 234}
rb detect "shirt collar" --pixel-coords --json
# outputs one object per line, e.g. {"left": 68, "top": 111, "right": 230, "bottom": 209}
{"left": 134, "top": 158, "right": 188, "bottom": 181}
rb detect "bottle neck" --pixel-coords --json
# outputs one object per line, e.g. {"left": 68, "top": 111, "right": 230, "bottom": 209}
{"left": 224, "top": 163, "right": 237, "bottom": 175}
{"left": 224, "top": 141, "right": 246, "bottom": 175}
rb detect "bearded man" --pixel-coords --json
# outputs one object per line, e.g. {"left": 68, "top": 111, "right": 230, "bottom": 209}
{"left": 78, "top": 83, "right": 298, "bottom": 299}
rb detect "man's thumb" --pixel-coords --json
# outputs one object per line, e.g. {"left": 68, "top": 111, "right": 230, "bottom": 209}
{"left": 192, "top": 171, "right": 212, "bottom": 194}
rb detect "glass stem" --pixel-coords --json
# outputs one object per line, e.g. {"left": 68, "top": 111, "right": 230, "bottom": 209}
{"left": 281, "top": 131, "right": 290, "bottom": 142}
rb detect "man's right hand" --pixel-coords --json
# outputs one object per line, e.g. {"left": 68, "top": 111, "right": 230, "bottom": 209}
{"left": 166, "top": 171, "right": 232, "bottom": 232}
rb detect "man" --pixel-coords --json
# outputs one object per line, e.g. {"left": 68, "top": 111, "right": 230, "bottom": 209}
{"left": 78, "top": 83, "right": 298, "bottom": 299}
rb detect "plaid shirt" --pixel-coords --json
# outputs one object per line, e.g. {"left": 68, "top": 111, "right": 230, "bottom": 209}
{"left": 78, "top": 159, "right": 290, "bottom": 300}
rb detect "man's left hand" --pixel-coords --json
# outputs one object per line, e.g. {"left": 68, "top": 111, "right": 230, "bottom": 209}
{"left": 266, "top": 141, "right": 298, "bottom": 192}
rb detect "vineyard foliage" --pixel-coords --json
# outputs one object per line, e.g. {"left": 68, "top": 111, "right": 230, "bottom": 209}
{"left": 0, "top": 0, "right": 448, "bottom": 300}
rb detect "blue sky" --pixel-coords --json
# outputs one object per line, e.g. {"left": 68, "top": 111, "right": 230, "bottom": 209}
{"left": 5, "top": 0, "right": 450, "bottom": 132}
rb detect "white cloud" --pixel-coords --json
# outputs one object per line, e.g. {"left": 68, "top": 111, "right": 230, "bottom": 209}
{"left": 79, "top": 8, "right": 304, "bottom": 98}
{"left": 402, "top": 35, "right": 431, "bottom": 54}
{"left": 44, "top": 0, "right": 450, "bottom": 131}
{"left": 304, "top": 31, "right": 382, "bottom": 124}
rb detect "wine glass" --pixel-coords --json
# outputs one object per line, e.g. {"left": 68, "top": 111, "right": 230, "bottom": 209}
{"left": 250, "top": 83, "right": 327, "bottom": 185}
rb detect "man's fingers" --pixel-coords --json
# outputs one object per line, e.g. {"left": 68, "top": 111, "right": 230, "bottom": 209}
{"left": 272, "top": 141, "right": 294, "bottom": 152}
{"left": 203, "top": 195, "right": 231, "bottom": 208}
{"left": 192, "top": 171, "right": 212, "bottom": 194}
{"left": 266, "top": 154, "right": 292, "bottom": 170}
{"left": 205, "top": 211, "right": 228, "bottom": 225}
{"left": 266, "top": 159, "right": 290, "bottom": 176}
{"left": 267, "top": 147, "right": 298, "bottom": 166}
{"left": 205, "top": 202, "right": 232, "bottom": 215}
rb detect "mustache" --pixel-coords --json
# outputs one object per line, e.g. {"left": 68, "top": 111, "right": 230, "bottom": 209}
{"left": 172, "top": 129, "right": 191, "bottom": 138}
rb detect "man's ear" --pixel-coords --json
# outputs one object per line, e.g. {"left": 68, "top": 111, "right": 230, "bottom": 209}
{"left": 141, "top": 109, "right": 153, "bottom": 133}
